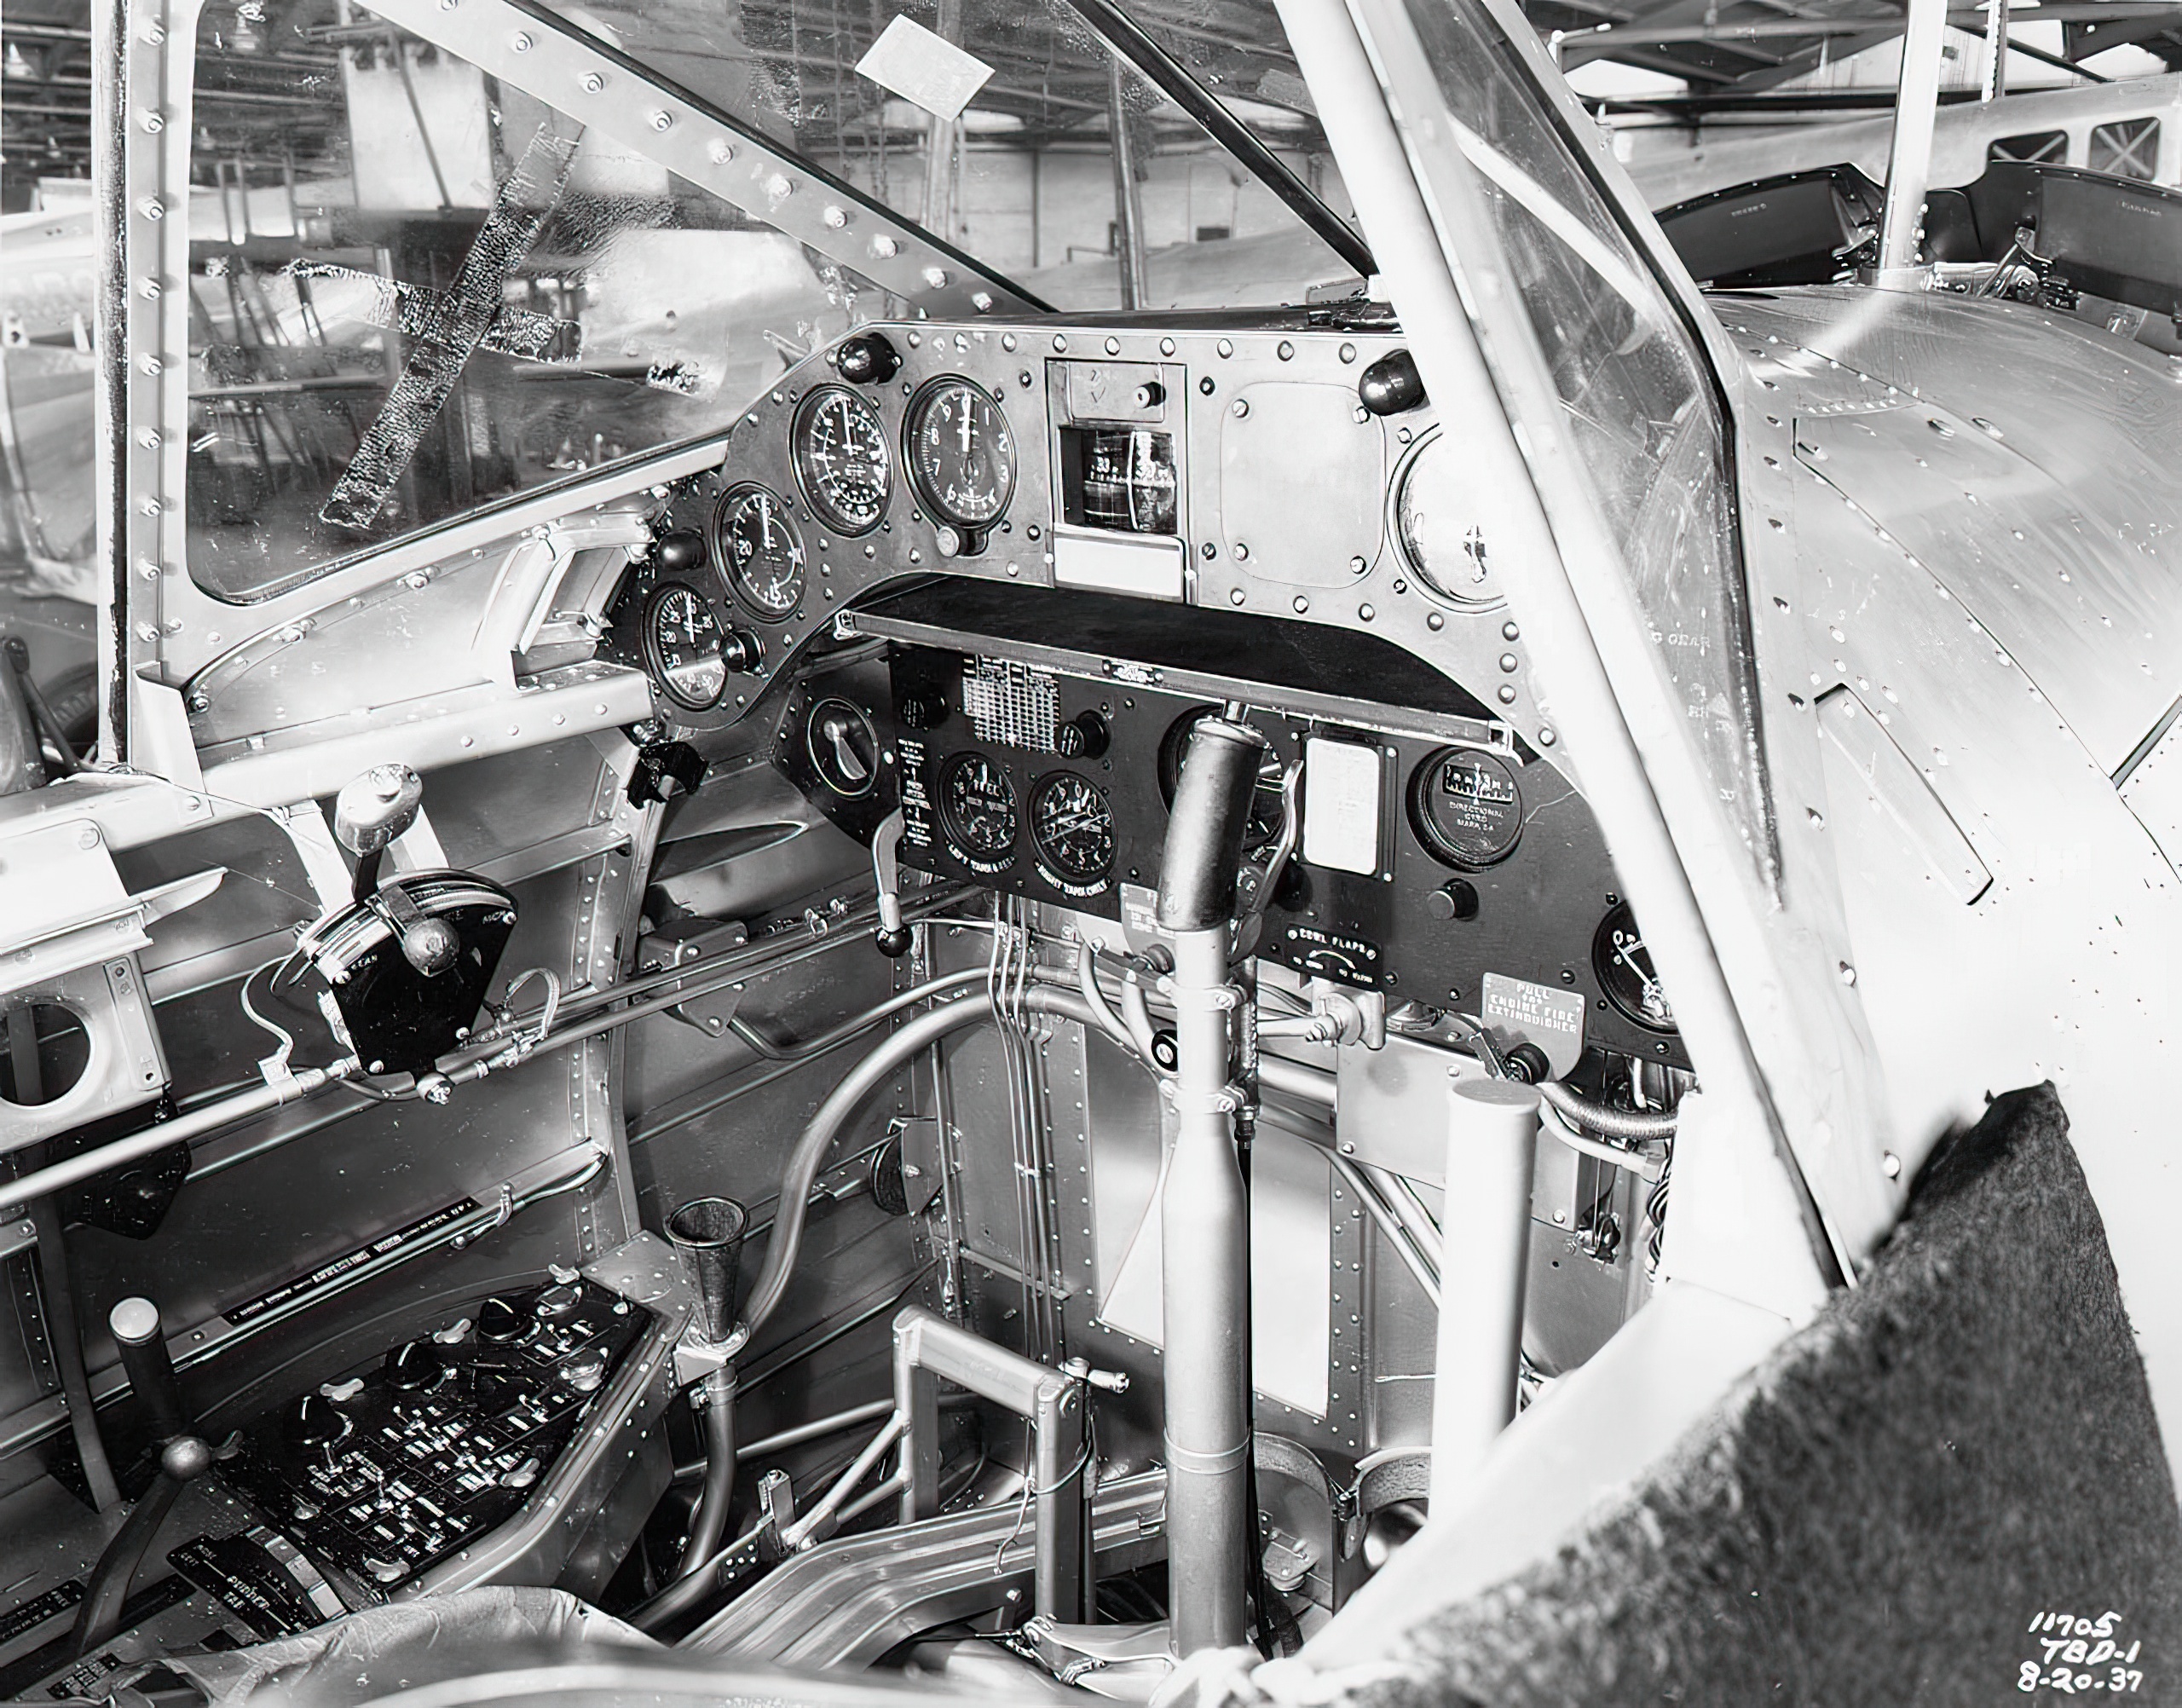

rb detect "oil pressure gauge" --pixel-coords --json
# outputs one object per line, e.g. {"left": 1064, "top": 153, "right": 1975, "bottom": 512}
{"left": 642, "top": 582, "right": 728, "bottom": 711}
{"left": 1592, "top": 899, "right": 1677, "bottom": 1033}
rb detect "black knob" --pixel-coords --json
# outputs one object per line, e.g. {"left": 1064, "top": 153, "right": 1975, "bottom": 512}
{"left": 286, "top": 1393, "right": 346, "bottom": 1448}
{"left": 478, "top": 1296, "right": 529, "bottom": 1342}
{"left": 875, "top": 924, "right": 914, "bottom": 958}
{"left": 656, "top": 529, "right": 706, "bottom": 574}
{"left": 834, "top": 332, "right": 902, "bottom": 385}
{"left": 720, "top": 630, "right": 764, "bottom": 672}
{"left": 1502, "top": 1042, "right": 1551, "bottom": 1084}
{"left": 1150, "top": 1029, "right": 1180, "bottom": 1071}
{"left": 1359, "top": 349, "right": 1427, "bottom": 416}
{"left": 1133, "top": 380, "right": 1165, "bottom": 409}
{"left": 1426, "top": 880, "right": 1480, "bottom": 922}
{"left": 384, "top": 1340, "right": 444, "bottom": 1393}
{"left": 1054, "top": 712, "right": 1109, "bottom": 759}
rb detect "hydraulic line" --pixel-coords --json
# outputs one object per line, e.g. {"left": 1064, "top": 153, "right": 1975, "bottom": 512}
{"left": 740, "top": 987, "right": 1102, "bottom": 1338}
{"left": 674, "top": 1365, "right": 739, "bottom": 1580}
{"left": 1536, "top": 1079, "right": 1679, "bottom": 1141}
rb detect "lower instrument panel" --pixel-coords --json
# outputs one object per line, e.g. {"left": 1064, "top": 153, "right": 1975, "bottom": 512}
{"left": 776, "top": 588, "right": 1689, "bottom": 1070}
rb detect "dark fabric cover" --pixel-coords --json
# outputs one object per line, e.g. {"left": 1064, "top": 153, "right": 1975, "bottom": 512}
{"left": 1355, "top": 1084, "right": 2182, "bottom": 1706}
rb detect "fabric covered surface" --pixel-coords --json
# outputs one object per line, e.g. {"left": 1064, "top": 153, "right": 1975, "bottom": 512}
{"left": 164, "top": 1584, "right": 655, "bottom": 1705}
{"left": 1337, "top": 1083, "right": 2182, "bottom": 1706}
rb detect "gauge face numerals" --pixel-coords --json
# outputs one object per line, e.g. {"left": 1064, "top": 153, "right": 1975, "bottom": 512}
{"left": 1030, "top": 772, "right": 1116, "bottom": 891}
{"left": 1591, "top": 899, "right": 1677, "bottom": 1034}
{"left": 938, "top": 752, "right": 1019, "bottom": 872}
{"left": 713, "top": 483, "right": 806, "bottom": 620}
{"left": 794, "top": 386, "right": 891, "bottom": 536}
{"left": 907, "top": 378, "right": 1015, "bottom": 529}
{"left": 641, "top": 581, "right": 728, "bottom": 711}
{"left": 1409, "top": 747, "right": 1522, "bottom": 869}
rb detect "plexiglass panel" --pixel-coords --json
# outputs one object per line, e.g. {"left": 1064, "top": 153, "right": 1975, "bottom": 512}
{"left": 1401, "top": 0, "right": 1777, "bottom": 888}
{"left": 186, "top": 0, "right": 876, "bottom": 601}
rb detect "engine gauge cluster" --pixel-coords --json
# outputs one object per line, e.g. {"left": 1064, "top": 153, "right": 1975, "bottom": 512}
{"left": 1030, "top": 772, "right": 1117, "bottom": 889}
{"left": 938, "top": 752, "right": 1020, "bottom": 871}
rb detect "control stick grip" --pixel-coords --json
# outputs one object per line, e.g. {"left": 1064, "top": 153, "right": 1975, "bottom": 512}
{"left": 1157, "top": 719, "right": 1268, "bottom": 932}
{"left": 871, "top": 809, "right": 911, "bottom": 958}
{"left": 110, "top": 1296, "right": 188, "bottom": 1442}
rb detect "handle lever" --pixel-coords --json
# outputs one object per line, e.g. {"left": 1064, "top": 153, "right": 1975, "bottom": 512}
{"left": 871, "top": 809, "right": 910, "bottom": 958}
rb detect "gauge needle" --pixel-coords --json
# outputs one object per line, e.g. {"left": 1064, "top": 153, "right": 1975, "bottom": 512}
{"left": 1615, "top": 942, "right": 1651, "bottom": 982}
{"left": 957, "top": 404, "right": 972, "bottom": 459}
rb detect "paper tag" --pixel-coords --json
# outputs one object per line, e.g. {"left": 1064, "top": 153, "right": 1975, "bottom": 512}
{"left": 857, "top": 16, "right": 995, "bottom": 121}
{"left": 1301, "top": 736, "right": 1383, "bottom": 876}
{"left": 1480, "top": 972, "right": 1586, "bottom": 1078}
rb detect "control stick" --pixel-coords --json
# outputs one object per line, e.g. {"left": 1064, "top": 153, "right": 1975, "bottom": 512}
{"left": 70, "top": 1299, "right": 213, "bottom": 1659}
{"left": 1153, "top": 717, "right": 1267, "bottom": 1655}
{"left": 871, "top": 808, "right": 911, "bottom": 959}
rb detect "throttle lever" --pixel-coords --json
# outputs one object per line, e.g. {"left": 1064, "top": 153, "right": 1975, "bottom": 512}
{"left": 871, "top": 808, "right": 911, "bottom": 959}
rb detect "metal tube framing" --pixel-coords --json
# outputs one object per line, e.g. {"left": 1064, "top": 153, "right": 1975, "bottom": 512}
{"left": 1108, "top": 57, "right": 1151, "bottom": 311}
{"left": 1879, "top": 0, "right": 1950, "bottom": 276}
{"left": 1429, "top": 1080, "right": 1539, "bottom": 1511}
{"left": 892, "top": 1307, "right": 1092, "bottom": 1624}
{"left": 1160, "top": 926, "right": 1252, "bottom": 1653}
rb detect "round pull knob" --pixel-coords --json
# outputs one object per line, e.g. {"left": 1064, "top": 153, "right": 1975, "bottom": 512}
{"left": 1425, "top": 880, "right": 1480, "bottom": 922}
{"left": 384, "top": 1340, "right": 444, "bottom": 1393}
{"left": 833, "top": 332, "right": 902, "bottom": 385}
{"left": 655, "top": 529, "right": 706, "bottom": 573}
{"left": 478, "top": 1296, "right": 528, "bottom": 1342}
{"left": 1133, "top": 380, "right": 1165, "bottom": 409}
{"left": 399, "top": 916, "right": 459, "bottom": 977}
{"left": 286, "top": 1393, "right": 347, "bottom": 1448}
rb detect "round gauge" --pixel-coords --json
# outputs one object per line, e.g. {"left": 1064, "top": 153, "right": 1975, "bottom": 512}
{"left": 1409, "top": 747, "right": 1523, "bottom": 868}
{"left": 1394, "top": 431, "right": 1501, "bottom": 610}
{"left": 641, "top": 581, "right": 728, "bottom": 711}
{"left": 1030, "top": 772, "right": 1117, "bottom": 887}
{"left": 713, "top": 483, "right": 806, "bottom": 620}
{"left": 938, "top": 752, "right": 1019, "bottom": 866}
{"left": 793, "top": 385, "right": 891, "bottom": 536}
{"left": 805, "top": 697, "right": 880, "bottom": 799}
{"left": 1592, "top": 900, "right": 1677, "bottom": 1034}
{"left": 906, "top": 378, "right": 1016, "bottom": 530}
{"left": 1159, "top": 707, "right": 1284, "bottom": 850}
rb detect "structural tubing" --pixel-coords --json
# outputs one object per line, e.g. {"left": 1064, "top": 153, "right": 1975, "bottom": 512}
{"left": 1431, "top": 1078, "right": 1540, "bottom": 1512}
{"left": 1161, "top": 926, "right": 1254, "bottom": 1653}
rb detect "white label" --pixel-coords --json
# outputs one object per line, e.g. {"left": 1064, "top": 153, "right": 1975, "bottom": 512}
{"left": 1052, "top": 528, "right": 1184, "bottom": 600}
{"left": 1301, "top": 737, "right": 1383, "bottom": 875}
{"left": 856, "top": 16, "right": 995, "bottom": 121}
{"left": 1480, "top": 972, "right": 1587, "bottom": 1077}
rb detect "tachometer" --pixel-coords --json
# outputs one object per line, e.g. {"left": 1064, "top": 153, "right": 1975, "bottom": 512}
{"left": 793, "top": 386, "right": 891, "bottom": 536}
{"left": 906, "top": 378, "right": 1015, "bottom": 531}
{"left": 641, "top": 582, "right": 728, "bottom": 712}
{"left": 938, "top": 752, "right": 1019, "bottom": 868}
{"left": 1409, "top": 747, "right": 1522, "bottom": 869}
{"left": 1030, "top": 772, "right": 1116, "bottom": 887}
{"left": 713, "top": 484, "right": 806, "bottom": 620}
{"left": 1592, "top": 900, "right": 1677, "bottom": 1033}
{"left": 1394, "top": 431, "right": 1500, "bottom": 610}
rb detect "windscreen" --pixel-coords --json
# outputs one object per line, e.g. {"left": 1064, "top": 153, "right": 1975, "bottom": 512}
{"left": 534, "top": 0, "right": 1360, "bottom": 308}
{"left": 1400, "top": 0, "right": 1777, "bottom": 889}
{"left": 186, "top": 0, "right": 880, "bottom": 601}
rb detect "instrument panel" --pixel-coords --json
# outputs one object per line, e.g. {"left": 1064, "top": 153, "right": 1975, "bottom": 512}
{"left": 776, "top": 627, "right": 1688, "bottom": 1070}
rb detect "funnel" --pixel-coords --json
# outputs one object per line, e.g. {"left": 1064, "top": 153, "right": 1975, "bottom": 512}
{"left": 667, "top": 1196, "right": 747, "bottom": 1343}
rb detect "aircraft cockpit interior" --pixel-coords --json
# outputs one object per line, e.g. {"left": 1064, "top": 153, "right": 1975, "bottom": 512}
{"left": 5, "top": 0, "right": 2182, "bottom": 1698}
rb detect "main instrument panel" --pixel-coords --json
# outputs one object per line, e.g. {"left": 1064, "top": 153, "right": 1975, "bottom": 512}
{"left": 603, "top": 312, "right": 1683, "bottom": 1069}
